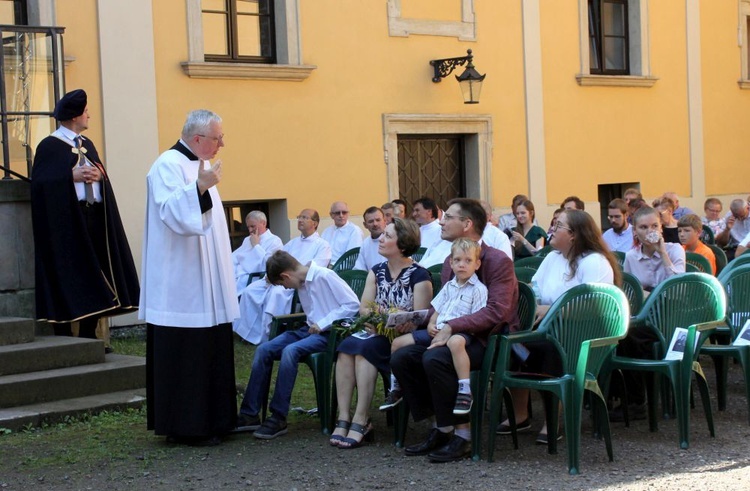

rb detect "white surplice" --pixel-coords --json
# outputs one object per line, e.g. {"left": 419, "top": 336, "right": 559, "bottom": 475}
{"left": 353, "top": 234, "right": 386, "bottom": 271}
{"left": 139, "top": 147, "right": 239, "bottom": 328}
{"left": 482, "top": 223, "right": 513, "bottom": 259}
{"left": 232, "top": 230, "right": 283, "bottom": 294}
{"left": 321, "top": 221, "right": 363, "bottom": 263}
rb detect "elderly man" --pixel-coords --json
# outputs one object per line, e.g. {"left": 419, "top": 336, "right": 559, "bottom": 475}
{"left": 412, "top": 197, "right": 442, "bottom": 248}
{"left": 663, "top": 192, "right": 694, "bottom": 220}
{"left": 480, "top": 200, "right": 513, "bottom": 259}
{"left": 353, "top": 206, "right": 387, "bottom": 271}
{"left": 392, "top": 199, "right": 407, "bottom": 218}
{"left": 602, "top": 199, "right": 633, "bottom": 253}
{"left": 321, "top": 201, "right": 363, "bottom": 264}
{"left": 140, "top": 109, "right": 238, "bottom": 446}
{"left": 232, "top": 211, "right": 283, "bottom": 294}
{"left": 391, "top": 198, "right": 519, "bottom": 463}
{"left": 717, "top": 199, "right": 750, "bottom": 260}
{"left": 233, "top": 209, "right": 331, "bottom": 344}
{"left": 32, "top": 89, "right": 139, "bottom": 350}
{"left": 623, "top": 188, "right": 642, "bottom": 205}
{"left": 701, "top": 198, "right": 726, "bottom": 237}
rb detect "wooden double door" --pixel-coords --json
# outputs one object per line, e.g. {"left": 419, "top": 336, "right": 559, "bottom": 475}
{"left": 397, "top": 134, "right": 465, "bottom": 210}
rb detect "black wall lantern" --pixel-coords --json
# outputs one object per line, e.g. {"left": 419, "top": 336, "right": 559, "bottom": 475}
{"left": 430, "top": 49, "right": 486, "bottom": 104}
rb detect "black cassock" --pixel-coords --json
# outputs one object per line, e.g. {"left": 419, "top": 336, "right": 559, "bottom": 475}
{"left": 31, "top": 134, "right": 139, "bottom": 323}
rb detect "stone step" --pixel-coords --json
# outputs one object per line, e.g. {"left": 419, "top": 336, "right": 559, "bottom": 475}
{"left": 0, "top": 317, "right": 35, "bottom": 346}
{"left": 0, "top": 335, "right": 104, "bottom": 376}
{"left": 0, "top": 354, "right": 145, "bottom": 409}
{"left": 0, "top": 388, "right": 146, "bottom": 432}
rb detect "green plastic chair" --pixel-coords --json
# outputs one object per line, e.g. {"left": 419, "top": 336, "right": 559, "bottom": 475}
{"left": 700, "top": 225, "right": 715, "bottom": 245}
{"left": 620, "top": 272, "right": 644, "bottom": 316}
{"left": 331, "top": 247, "right": 360, "bottom": 273}
{"left": 514, "top": 266, "right": 536, "bottom": 285}
{"left": 701, "top": 264, "right": 750, "bottom": 422}
{"left": 686, "top": 252, "right": 713, "bottom": 275}
{"left": 536, "top": 245, "right": 554, "bottom": 258}
{"left": 430, "top": 272, "right": 443, "bottom": 298}
{"left": 393, "top": 281, "right": 536, "bottom": 461}
{"left": 707, "top": 244, "right": 727, "bottom": 276}
{"left": 719, "top": 253, "right": 750, "bottom": 282}
{"left": 487, "top": 283, "right": 629, "bottom": 475}
{"left": 613, "top": 251, "right": 626, "bottom": 269}
{"left": 411, "top": 247, "right": 427, "bottom": 263}
{"left": 514, "top": 255, "right": 544, "bottom": 269}
{"left": 602, "top": 273, "right": 726, "bottom": 449}
{"left": 336, "top": 269, "right": 368, "bottom": 299}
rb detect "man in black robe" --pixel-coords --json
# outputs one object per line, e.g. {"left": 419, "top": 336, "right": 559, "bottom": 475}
{"left": 31, "top": 89, "right": 139, "bottom": 343}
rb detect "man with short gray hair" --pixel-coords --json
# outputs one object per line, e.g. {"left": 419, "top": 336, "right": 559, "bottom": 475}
{"left": 321, "top": 201, "right": 363, "bottom": 264}
{"left": 232, "top": 211, "right": 283, "bottom": 294}
{"left": 663, "top": 192, "right": 694, "bottom": 220}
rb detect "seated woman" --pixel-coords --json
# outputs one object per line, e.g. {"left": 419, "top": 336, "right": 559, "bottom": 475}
{"left": 330, "top": 217, "right": 432, "bottom": 449}
{"left": 654, "top": 197, "right": 680, "bottom": 244}
{"left": 497, "top": 209, "right": 620, "bottom": 444}
{"left": 511, "top": 199, "right": 547, "bottom": 261}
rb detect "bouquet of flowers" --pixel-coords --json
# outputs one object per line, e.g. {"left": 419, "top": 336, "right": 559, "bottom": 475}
{"left": 334, "top": 302, "right": 400, "bottom": 342}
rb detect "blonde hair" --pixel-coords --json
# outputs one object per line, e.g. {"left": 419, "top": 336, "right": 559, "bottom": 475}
{"left": 451, "top": 238, "right": 481, "bottom": 260}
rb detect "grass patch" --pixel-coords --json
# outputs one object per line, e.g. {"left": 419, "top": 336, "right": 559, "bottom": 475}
{"left": 1, "top": 330, "right": 322, "bottom": 471}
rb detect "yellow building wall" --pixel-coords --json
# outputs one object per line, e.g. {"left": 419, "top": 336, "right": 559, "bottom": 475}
{"left": 539, "top": 0, "right": 691, "bottom": 207}
{"left": 149, "top": 0, "right": 528, "bottom": 222}
{"left": 700, "top": 2, "right": 750, "bottom": 196}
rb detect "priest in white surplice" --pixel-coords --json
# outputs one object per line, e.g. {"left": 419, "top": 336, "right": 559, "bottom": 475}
{"left": 140, "top": 109, "right": 238, "bottom": 446}
{"left": 480, "top": 200, "right": 513, "bottom": 259}
{"left": 232, "top": 210, "right": 283, "bottom": 294}
{"left": 320, "top": 201, "right": 363, "bottom": 264}
{"left": 353, "top": 206, "right": 387, "bottom": 271}
{"left": 233, "top": 208, "right": 331, "bottom": 344}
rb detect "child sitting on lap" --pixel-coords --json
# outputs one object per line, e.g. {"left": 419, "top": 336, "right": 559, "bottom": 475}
{"left": 381, "top": 238, "right": 487, "bottom": 415}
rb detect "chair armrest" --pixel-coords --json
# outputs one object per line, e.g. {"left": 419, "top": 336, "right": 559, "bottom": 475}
{"left": 269, "top": 313, "right": 307, "bottom": 340}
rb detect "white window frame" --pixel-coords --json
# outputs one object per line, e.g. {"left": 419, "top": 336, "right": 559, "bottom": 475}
{"left": 576, "top": 0, "right": 658, "bottom": 87}
{"left": 181, "top": 0, "right": 316, "bottom": 81}
{"left": 740, "top": 0, "right": 750, "bottom": 89}
{"left": 387, "top": 0, "right": 476, "bottom": 41}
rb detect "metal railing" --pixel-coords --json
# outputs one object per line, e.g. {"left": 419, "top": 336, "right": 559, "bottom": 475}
{"left": 0, "top": 25, "right": 65, "bottom": 181}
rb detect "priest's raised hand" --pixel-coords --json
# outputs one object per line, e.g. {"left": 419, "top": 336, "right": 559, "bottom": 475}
{"left": 197, "top": 159, "right": 222, "bottom": 193}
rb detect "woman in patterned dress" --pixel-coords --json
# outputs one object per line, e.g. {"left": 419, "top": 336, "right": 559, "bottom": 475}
{"left": 330, "top": 218, "right": 432, "bottom": 448}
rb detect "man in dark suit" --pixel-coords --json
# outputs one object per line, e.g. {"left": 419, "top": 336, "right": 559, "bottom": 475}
{"left": 391, "top": 198, "right": 520, "bottom": 462}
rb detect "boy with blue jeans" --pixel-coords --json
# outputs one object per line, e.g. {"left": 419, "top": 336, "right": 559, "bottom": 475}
{"left": 237, "top": 250, "right": 359, "bottom": 439}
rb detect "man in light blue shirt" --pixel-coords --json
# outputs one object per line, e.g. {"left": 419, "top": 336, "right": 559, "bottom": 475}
{"left": 602, "top": 199, "right": 634, "bottom": 253}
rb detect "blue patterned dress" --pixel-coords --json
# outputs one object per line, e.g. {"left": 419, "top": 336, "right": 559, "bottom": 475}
{"left": 337, "top": 261, "right": 431, "bottom": 372}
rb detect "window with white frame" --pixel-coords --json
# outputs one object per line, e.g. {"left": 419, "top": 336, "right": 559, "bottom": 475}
{"left": 577, "top": 0, "right": 656, "bottom": 87}
{"left": 182, "top": 0, "right": 316, "bottom": 80}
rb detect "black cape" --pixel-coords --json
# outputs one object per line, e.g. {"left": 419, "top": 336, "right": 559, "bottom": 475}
{"left": 30, "top": 134, "right": 140, "bottom": 323}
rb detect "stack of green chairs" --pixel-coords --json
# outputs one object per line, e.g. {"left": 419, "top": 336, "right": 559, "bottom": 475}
{"left": 487, "top": 283, "right": 629, "bottom": 475}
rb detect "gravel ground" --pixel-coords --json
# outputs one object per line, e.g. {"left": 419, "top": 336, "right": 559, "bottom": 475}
{"left": 2, "top": 364, "right": 750, "bottom": 490}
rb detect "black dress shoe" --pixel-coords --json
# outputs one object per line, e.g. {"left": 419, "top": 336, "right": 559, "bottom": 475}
{"left": 428, "top": 435, "right": 471, "bottom": 463}
{"left": 404, "top": 428, "right": 452, "bottom": 456}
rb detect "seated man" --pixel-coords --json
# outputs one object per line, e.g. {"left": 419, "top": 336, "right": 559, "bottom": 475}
{"left": 602, "top": 199, "right": 634, "bottom": 253}
{"left": 678, "top": 214, "right": 716, "bottom": 274}
{"left": 233, "top": 209, "right": 331, "bottom": 344}
{"left": 381, "top": 202, "right": 396, "bottom": 225}
{"left": 232, "top": 211, "right": 283, "bottom": 294}
{"left": 737, "top": 230, "right": 750, "bottom": 257}
{"left": 480, "top": 200, "right": 513, "bottom": 259}
{"left": 701, "top": 197, "right": 726, "bottom": 237}
{"left": 353, "top": 206, "right": 387, "bottom": 271}
{"left": 391, "top": 198, "right": 519, "bottom": 463}
{"left": 321, "top": 201, "right": 363, "bottom": 264}
{"left": 663, "top": 191, "right": 694, "bottom": 220}
{"left": 236, "top": 250, "right": 359, "bottom": 439}
{"left": 561, "top": 195, "right": 585, "bottom": 211}
{"left": 623, "top": 187, "right": 642, "bottom": 205}
{"left": 412, "top": 197, "right": 442, "bottom": 248}
{"left": 392, "top": 199, "right": 407, "bottom": 219}
{"left": 715, "top": 199, "right": 750, "bottom": 261}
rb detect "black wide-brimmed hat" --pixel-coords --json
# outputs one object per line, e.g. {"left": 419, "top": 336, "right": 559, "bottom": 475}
{"left": 53, "top": 89, "right": 87, "bottom": 121}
